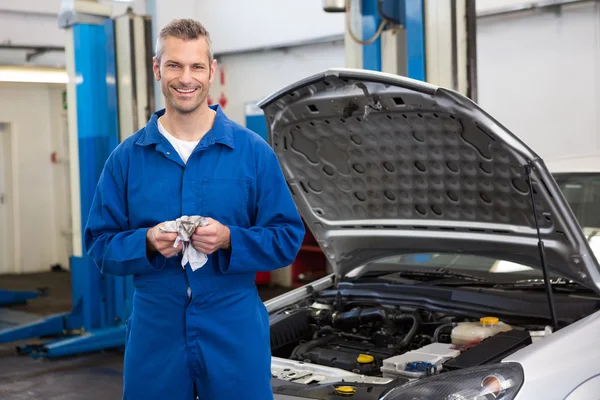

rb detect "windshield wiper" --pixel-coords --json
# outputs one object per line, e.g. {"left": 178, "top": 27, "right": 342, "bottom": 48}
{"left": 495, "top": 278, "right": 592, "bottom": 292}
{"left": 388, "top": 268, "right": 487, "bottom": 283}
{"left": 430, "top": 277, "right": 593, "bottom": 293}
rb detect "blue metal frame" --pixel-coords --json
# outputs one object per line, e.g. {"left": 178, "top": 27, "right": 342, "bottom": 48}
{"left": 0, "top": 289, "right": 41, "bottom": 306}
{"left": 0, "top": 18, "right": 133, "bottom": 358}
{"left": 245, "top": 102, "right": 269, "bottom": 142}
{"left": 361, "top": 0, "right": 426, "bottom": 81}
{"left": 361, "top": 0, "right": 383, "bottom": 71}
{"left": 404, "top": 0, "right": 425, "bottom": 81}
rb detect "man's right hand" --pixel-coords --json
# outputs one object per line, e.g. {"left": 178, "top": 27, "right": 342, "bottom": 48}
{"left": 146, "top": 224, "right": 182, "bottom": 258}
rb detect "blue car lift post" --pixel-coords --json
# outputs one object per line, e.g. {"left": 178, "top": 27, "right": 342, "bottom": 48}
{"left": 357, "top": 0, "right": 425, "bottom": 80}
{"left": 0, "top": 3, "right": 134, "bottom": 359}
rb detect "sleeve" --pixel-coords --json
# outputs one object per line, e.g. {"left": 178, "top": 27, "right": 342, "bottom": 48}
{"left": 84, "top": 153, "right": 166, "bottom": 276}
{"left": 218, "top": 147, "right": 305, "bottom": 274}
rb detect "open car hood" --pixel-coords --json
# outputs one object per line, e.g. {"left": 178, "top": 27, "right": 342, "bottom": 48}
{"left": 258, "top": 68, "right": 600, "bottom": 294}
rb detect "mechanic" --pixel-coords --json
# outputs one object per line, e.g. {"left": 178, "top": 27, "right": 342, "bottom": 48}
{"left": 84, "top": 18, "right": 305, "bottom": 400}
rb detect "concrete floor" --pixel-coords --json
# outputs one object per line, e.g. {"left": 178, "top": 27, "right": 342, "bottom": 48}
{"left": 0, "top": 271, "right": 290, "bottom": 399}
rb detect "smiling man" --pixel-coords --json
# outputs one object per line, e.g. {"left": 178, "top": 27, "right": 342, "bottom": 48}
{"left": 84, "top": 19, "right": 305, "bottom": 400}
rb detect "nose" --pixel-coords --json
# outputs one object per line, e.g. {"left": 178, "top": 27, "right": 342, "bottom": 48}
{"left": 179, "top": 66, "right": 194, "bottom": 85}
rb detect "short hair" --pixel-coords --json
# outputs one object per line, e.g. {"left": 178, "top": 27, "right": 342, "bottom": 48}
{"left": 155, "top": 18, "right": 213, "bottom": 63}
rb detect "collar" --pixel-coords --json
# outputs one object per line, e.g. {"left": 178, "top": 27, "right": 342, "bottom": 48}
{"left": 135, "top": 104, "right": 235, "bottom": 149}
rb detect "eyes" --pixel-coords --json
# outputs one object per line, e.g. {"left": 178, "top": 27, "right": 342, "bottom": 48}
{"left": 165, "top": 63, "right": 205, "bottom": 70}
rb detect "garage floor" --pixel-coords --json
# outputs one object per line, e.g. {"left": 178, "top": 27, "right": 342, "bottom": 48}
{"left": 0, "top": 271, "right": 290, "bottom": 399}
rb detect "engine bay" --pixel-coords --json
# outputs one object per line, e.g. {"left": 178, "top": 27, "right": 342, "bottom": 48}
{"left": 269, "top": 297, "right": 543, "bottom": 385}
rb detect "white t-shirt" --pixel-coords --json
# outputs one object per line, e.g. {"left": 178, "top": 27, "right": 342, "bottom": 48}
{"left": 156, "top": 113, "right": 215, "bottom": 298}
{"left": 157, "top": 119, "right": 199, "bottom": 164}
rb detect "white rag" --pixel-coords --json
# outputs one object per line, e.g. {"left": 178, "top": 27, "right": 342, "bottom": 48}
{"left": 159, "top": 216, "right": 208, "bottom": 271}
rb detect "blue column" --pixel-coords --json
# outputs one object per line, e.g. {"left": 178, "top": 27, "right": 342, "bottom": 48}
{"left": 360, "top": 0, "right": 425, "bottom": 80}
{"left": 0, "top": 13, "right": 130, "bottom": 358}
{"left": 405, "top": 0, "right": 425, "bottom": 81}
{"left": 361, "top": 0, "right": 382, "bottom": 71}
{"left": 69, "top": 20, "right": 120, "bottom": 331}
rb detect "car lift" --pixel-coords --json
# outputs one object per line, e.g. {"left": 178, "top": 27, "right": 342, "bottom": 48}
{"left": 0, "top": 289, "right": 42, "bottom": 306}
{"left": 0, "top": 1, "right": 153, "bottom": 358}
{"left": 331, "top": 0, "right": 477, "bottom": 96}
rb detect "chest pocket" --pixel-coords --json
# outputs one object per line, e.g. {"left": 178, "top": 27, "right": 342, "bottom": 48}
{"left": 201, "top": 177, "right": 252, "bottom": 227}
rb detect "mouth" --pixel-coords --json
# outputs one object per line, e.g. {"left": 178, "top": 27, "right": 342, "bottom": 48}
{"left": 173, "top": 87, "right": 198, "bottom": 95}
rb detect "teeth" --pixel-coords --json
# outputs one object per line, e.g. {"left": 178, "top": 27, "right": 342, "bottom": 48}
{"left": 176, "top": 88, "right": 196, "bottom": 93}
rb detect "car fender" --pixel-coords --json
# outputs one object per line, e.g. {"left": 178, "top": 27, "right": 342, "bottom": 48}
{"left": 563, "top": 374, "right": 600, "bottom": 400}
{"left": 506, "top": 310, "right": 600, "bottom": 400}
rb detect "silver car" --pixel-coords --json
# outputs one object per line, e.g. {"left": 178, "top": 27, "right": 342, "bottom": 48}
{"left": 257, "top": 69, "right": 600, "bottom": 400}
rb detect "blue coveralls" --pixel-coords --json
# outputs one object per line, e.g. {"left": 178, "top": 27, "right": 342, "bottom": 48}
{"left": 84, "top": 105, "right": 305, "bottom": 400}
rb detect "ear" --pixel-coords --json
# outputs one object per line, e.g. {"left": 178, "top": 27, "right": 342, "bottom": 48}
{"left": 209, "top": 59, "right": 218, "bottom": 83}
{"left": 153, "top": 57, "right": 161, "bottom": 81}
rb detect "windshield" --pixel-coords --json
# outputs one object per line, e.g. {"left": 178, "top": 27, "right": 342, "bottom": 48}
{"left": 554, "top": 173, "right": 600, "bottom": 229}
{"left": 366, "top": 253, "right": 547, "bottom": 278}
{"left": 367, "top": 172, "right": 600, "bottom": 278}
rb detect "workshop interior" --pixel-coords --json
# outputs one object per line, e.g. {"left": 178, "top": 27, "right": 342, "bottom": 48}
{"left": 1, "top": 0, "right": 600, "bottom": 399}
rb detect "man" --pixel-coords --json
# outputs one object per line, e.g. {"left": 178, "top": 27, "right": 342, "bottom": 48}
{"left": 84, "top": 18, "right": 305, "bottom": 400}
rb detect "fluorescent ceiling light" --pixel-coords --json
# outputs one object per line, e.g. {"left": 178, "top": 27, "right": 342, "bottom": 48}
{"left": 0, "top": 66, "right": 68, "bottom": 84}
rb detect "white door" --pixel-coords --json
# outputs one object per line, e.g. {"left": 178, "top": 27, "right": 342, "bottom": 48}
{"left": 0, "top": 123, "right": 15, "bottom": 274}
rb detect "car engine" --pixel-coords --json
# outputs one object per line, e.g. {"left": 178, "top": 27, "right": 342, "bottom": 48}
{"left": 270, "top": 300, "right": 537, "bottom": 382}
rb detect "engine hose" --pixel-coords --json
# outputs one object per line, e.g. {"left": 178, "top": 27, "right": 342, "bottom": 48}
{"left": 332, "top": 307, "right": 388, "bottom": 326}
{"left": 312, "top": 326, "right": 335, "bottom": 340}
{"left": 393, "top": 313, "right": 421, "bottom": 350}
{"left": 434, "top": 323, "right": 456, "bottom": 343}
{"left": 312, "top": 325, "right": 372, "bottom": 342}
{"left": 338, "top": 332, "right": 372, "bottom": 341}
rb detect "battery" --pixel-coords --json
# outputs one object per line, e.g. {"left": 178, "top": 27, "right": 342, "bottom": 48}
{"left": 443, "top": 330, "right": 532, "bottom": 370}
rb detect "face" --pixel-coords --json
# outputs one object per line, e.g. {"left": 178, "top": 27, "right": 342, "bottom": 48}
{"left": 153, "top": 36, "right": 217, "bottom": 115}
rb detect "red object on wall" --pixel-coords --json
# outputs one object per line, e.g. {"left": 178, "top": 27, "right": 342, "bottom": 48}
{"left": 254, "top": 220, "right": 326, "bottom": 287}
{"left": 220, "top": 68, "right": 226, "bottom": 86}
{"left": 290, "top": 219, "right": 327, "bottom": 287}
{"left": 218, "top": 92, "right": 228, "bottom": 108}
{"left": 255, "top": 271, "right": 271, "bottom": 285}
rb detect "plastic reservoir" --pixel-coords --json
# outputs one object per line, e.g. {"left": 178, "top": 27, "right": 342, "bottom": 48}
{"left": 381, "top": 343, "right": 461, "bottom": 379}
{"left": 451, "top": 317, "right": 512, "bottom": 346}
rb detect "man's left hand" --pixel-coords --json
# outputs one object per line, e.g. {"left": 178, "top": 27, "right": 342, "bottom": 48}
{"left": 191, "top": 218, "right": 231, "bottom": 254}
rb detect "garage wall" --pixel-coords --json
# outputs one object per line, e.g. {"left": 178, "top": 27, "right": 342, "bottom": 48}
{"left": 0, "top": 1, "right": 65, "bottom": 67}
{"left": 149, "top": 0, "right": 520, "bottom": 55}
{"left": 476, "top": 1, "right": 600, "bottom": 159}
{"left": 150, "top": 0, "right": 345, "bottom": 55}
{"left": 0, "top": 0, "right": 147, "bottom": 67}
{"left": 0, "top": 83, "right": 70, "bottom": 274}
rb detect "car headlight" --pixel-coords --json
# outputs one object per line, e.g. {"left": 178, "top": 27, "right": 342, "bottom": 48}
{"left": 380, "top": 363, "right": 524, "bottom": 400}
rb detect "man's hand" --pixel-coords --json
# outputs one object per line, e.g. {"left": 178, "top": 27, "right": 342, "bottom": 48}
{"left": 191, "top": 218, "right": 231, "bottom": 254}
{"left": 146, "top": 224, "right": 182, "bottom": 258}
